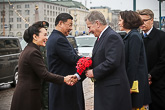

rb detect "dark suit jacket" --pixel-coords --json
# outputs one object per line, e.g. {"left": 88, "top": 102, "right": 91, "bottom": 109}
{"left": 46, "top": 30, "right": 85, "bottom": 110}
{"left": 143, "top": 27, "right": 165, "bottom": 110}
{"left": 92, "top": 27, "right": 132, "bottom": 110}
{"left": 10, "top": 43, "right": 64, "bottom": 110}
{"left": 124, "top": 29, "right": 151, "bottom": 107}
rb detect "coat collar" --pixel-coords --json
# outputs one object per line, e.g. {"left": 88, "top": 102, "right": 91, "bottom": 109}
{"left": 146, "top": 26, "right": 157, "bottom": 39}
{"left": 28, "top": 42, "right": 40, "bottom": 51}
{"left": 92, "top": 26, "right": 111, "bottom": 57}
{"left": 123, "top": 29, "right": 138, "bottom": 40}
{"left": 53, "top": 29, "right": 66, "bottom": 38}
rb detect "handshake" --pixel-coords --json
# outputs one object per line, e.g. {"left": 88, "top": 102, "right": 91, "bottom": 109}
{"left": 64, "top": 75, "right": 78, "bottom": 86}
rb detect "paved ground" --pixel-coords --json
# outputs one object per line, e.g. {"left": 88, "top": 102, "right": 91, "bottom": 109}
{"left": 0, "top": 78, "right": 94, "bottom": 110}
{"left": 83, "top": 78, "right": 94, "bottom": 110}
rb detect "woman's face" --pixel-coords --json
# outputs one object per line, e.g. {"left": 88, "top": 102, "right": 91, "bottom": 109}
{"left": 118, "top": 16, "right": 125, "bottom": 31}
{"left": 34, "top": 28, "right": 48, "bottom": 47}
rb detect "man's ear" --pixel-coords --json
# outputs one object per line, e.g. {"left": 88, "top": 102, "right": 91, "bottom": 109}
{"left": 58, "top": 21, "right": 63, "bottom": 27}
{"left": 95, "top": 20, "right": 100, "bottom": 28}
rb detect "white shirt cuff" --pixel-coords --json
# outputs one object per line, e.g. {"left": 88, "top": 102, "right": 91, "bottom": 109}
{"left": 74, "top": 73, "right": 81, "bottom": 80}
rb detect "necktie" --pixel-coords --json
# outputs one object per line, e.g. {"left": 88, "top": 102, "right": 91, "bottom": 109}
{"left": 144, "top": 33, "right": 147, "bottom": 38}
{"left": 97, "top": 38, "right": 99, "bottom": 41}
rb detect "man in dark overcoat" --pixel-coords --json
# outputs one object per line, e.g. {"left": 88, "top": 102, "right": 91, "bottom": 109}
{"left": 46, "top": 13, "right": 85, "bottom": 110}
{"left": 85, "top": 11, "right": 132, "bottom": 110}
{"left": 138, "top": 9, "right": 165, "bottom": 110}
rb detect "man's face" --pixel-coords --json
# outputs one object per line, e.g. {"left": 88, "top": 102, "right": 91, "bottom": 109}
{"left": 86, "top": 20, "right": 99, "bottom": 37}
{"left": 139, "top": 15, "right": 153, "bottom": 33}
{"left": 61, "top": 19, "right": 73, "bottom": 36}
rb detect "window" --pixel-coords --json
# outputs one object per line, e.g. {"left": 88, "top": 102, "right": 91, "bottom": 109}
{"left": 1, "top": 18, "right": 5, "bottom": 22}
{"left": 50, "top": 11, "right": 52, "bottom": 16}
{"left": 17, "top": 24, "right": 21, "bottom": 29}
{"left": 1, "top": 11, "right": 5, "bottom": 16}
{"left": 17, "top": 18, "right": 21, "bottom": 22}
{"left": 44, "top": 17, "right": 47, "bottom": 21}
{"left": 25, "top": 4, "right": 29, "bottom": 8}
{"left": 47, "top": 10, "right": 49, "bottom": 15}
{"left": 9, "top": 18, "right": 13, "bottom": 22}
{"left": 9, "top": 11, "right": 13, "bottom": 16}
{"left": 25, "top": 10, "right": 30, "bottom": 15}
{"left": 47, "top": 5, "right": 49, "bottom": 9}
{"left": 0, "top": 39, "right": 20, "bottom": 55}
{"left": 17, "top": 5, "right": 21, "bottom": 8}
{"left": 25, "top": 24, "right": 29, "bottom": 28}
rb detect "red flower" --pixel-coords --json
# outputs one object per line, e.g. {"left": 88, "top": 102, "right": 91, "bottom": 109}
{"left": 76, "top": 57, "right": 92, "bottom": 75}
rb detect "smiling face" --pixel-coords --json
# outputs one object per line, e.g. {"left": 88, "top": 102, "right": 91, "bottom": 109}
{"left": 86, "top": 19, "right": 100, "bottom": 37}
{"left": 118, "top": 16, "right": 125, "bottom": 31}
{"left": 139, "top": 15, "right": 153, "bottom": 33}
{"left": 33, "top": 28, "right": 48, "bottom": 47}
{"left": 60, "top": 19, "right": 73, "bottom": 36}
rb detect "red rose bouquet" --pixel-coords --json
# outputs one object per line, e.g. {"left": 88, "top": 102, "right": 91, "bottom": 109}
{"left": 76, "top": 57, "right": 96, "bottom": 82}
{"left": 76, "top": 57, "right": 92, "bottom": 75}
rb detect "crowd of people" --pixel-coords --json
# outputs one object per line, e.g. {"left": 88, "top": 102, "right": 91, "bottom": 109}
{"left": 10, "top": 9, "right": 165, "bottom": 110}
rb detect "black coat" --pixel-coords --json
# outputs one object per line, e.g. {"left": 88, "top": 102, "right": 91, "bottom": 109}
{"left": 123, "top": 29, "right": 151, "bottom": 108}
{"left": 143, "top": 27, "right": 165, "bottom": 110}
{"left": 92, "top": 27, "right": 132, "bottom": 110}
{"left": 46, "top": 30, "right": 85, "bottom": 110}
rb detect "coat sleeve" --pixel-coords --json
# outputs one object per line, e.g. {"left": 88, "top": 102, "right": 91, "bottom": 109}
{"left": 126, "top": 34, "right": 141, "bottom": 87}
{"left": 29, "top": 49, "right": 64, "bottom": 84}
{"left": 56, "top": 37, "right": 81, "bottom": 65}
{"left": 150, "top": 31, "right": 165, "bottom": 81}
{"left": 93, "top": 34, "right": 123, "bottom": 80}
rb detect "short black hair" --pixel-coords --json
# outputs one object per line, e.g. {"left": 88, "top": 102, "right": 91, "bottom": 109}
{"left": 23, "top": 21, "right": 49, "bottom": 43}
{"left": 55, "top": 13, "right": 73, "bottom": 26}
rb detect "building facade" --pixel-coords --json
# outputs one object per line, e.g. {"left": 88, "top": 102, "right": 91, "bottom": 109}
{"left": 0, "top": 0, "right": 69, "bottom": 38}
{"left": 53, "top": 0, "right": 89, "bottom": 36}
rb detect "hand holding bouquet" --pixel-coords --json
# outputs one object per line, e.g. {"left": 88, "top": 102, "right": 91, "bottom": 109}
{"left": 76, "top": 57, "right": 95, "bottom": 82}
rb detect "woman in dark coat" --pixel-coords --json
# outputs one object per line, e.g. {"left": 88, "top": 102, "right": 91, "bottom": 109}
{"left": 118, "top": 11, "right": 151, "bottom": 109}
{"left": 10, "top": 21, "right": 75, "bottom": 110}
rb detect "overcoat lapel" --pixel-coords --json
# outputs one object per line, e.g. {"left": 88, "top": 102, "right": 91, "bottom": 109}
{"left": 92, "top": 27, "right": 110, "bottom": 57}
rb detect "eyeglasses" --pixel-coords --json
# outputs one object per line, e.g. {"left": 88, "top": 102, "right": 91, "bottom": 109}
{"left": 143, "top": 18, "right": 152, "bottom": 22}
{"left": 63, "top": 22, "right": 72, "bottom": 28}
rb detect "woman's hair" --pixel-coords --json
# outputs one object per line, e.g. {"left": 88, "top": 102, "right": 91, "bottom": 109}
{"left": 23, "top": 21, "right": 49, "bottom": 43}
{"left": 119, "top": 10, "right": 143, "bottom": 29}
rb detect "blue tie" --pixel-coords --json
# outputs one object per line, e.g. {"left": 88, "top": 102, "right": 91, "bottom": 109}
{"left": 144, "top": 33, "right": 147, "bottom": 38}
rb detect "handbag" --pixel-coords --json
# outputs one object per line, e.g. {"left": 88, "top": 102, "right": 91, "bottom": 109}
{"left": 131, "top": 80, "right": 139, "bottom": 93}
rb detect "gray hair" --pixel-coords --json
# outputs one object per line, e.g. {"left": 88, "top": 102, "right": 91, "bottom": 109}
{"left": 85, "top": 11, "right": 107, "bottom": 25}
